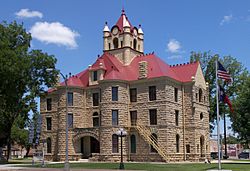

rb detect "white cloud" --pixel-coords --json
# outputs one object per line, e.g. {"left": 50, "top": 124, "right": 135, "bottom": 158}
{"left": 168, "top": 55, "right": 182, "bottom": 59}
{"left": 15, "top": 9, "right": 43, "bottom": 19}
{"left": 30, "top": 22, "right": 79, "bottom": 49}
{"left": 167, "top": 39, "right": 181, "bottom": 53}
{"left": 220, "top": 14, "right": 233, "bottom": 25}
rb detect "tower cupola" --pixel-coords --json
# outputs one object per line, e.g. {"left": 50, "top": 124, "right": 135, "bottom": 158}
{"left": 102, "top": 9, "right": 144, "bottom": 65}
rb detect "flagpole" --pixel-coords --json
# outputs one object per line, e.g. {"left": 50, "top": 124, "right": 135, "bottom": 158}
{"left": 216, "top": 59, "right": 222, "bottom": 170}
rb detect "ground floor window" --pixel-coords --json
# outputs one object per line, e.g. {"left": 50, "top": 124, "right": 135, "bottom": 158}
{"left": 112, "top": 134, "right": 118, "bottom": 153}
{"left": 150, "top": 133, "right": 157, "bottom": 153}
{"left": 130, "top": 135, "right": 136, "bottom": 153}
{"left": 47, "top": 137, "right": 51, "bottom": 153}
{"left": 176, "top": 134, "right": 180, "bottom": 153}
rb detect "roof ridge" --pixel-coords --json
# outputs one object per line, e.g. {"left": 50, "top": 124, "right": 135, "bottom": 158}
{"left": 170, "top": 61, "right": 198, "bottom": 67}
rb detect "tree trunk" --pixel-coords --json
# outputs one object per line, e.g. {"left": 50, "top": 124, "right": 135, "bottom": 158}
{"left": 25, "top": 146, "right": 30, "bottom": 158}
{"left": 6, "top": 138, "right": 11, "bottom": 162}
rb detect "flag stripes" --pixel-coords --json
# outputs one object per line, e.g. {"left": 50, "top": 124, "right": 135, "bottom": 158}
{"left": 217, "top": 61, "right": 231, "bottom": 81}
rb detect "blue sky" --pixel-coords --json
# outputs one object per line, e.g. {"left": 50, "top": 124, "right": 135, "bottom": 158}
{"left": 1, "top": 0, "right": 249, "bottom": 135}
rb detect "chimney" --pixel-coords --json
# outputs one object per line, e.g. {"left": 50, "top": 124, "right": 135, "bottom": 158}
{"left": 138, "top": 61, "right": 148, "bottom": 79}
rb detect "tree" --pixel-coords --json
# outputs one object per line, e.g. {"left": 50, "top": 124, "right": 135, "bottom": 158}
{"left": 190, "top": 52, "right": 248, "bottom": 129}
{"left": 0, "top": 21, "right": 58, "bottom": 161}
{"left": 11, "top": 116, "right": 29, "bottom": 158}
{"left": 231, "top": 75, "right": 250, "bottom": 148}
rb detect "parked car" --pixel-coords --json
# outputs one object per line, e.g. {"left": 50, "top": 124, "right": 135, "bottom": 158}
{"left": 211, "top": 152, "right": 218, "bottom": 159}
{"left": 238, "top": 152, "right": 250, "bottom": 159}
{"left": 210, "top": 152, "right": 224, "bottom": 159}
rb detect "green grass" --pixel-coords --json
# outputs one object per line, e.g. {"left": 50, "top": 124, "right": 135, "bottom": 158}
{"left": 25, "top": 162, "right": 250, "bottom": 171}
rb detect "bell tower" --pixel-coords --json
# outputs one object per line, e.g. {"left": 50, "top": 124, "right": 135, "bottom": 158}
{"left": 103, "top": 9, "right": 144, "bottom": 65}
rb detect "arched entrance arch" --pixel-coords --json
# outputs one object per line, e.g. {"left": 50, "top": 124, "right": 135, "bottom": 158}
{"left": 73, "top": 132, "right": 100, "bottom": 159}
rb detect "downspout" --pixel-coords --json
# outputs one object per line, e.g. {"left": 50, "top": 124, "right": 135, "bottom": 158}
{"left": 127, "top": 84, "right": 131, "bottom": 161}
{"left": 182, "top": 85, "right": 186, "bottom": 161}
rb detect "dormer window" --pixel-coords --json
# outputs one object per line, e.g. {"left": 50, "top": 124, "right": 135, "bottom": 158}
{"left": 93, "top": 71, "right": 98, "bottom": 81}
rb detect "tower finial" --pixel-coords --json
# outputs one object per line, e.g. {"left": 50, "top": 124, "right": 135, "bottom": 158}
{"left": 122, "top": 7, "right": 125, "bottom": 15}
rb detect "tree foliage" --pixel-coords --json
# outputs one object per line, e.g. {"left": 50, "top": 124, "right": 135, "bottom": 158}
{"left": 231, "top": 75, "right": 250, "bottom": 147}
{"left": 0, "top": 21, "right": 58, "bottom": 160}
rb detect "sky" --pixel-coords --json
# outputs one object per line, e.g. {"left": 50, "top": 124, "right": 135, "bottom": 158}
{"left": 1, "top": 0, "right": 250, "bottom": 135}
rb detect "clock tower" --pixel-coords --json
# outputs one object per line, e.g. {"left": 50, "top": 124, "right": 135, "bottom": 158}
{"left": 103, "top": 9, "right": 144, "bottom": 65}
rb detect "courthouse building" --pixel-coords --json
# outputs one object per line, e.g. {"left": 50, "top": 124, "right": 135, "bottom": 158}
{"left": 40, "top": 10, "right": 210, "bottom": 162}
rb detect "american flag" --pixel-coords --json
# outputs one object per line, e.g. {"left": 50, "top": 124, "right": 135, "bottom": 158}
{"left": 217, "top": 61, "right": 232, "bottom": 82}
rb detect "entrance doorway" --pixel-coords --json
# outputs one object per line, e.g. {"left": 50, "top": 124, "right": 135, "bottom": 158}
{"left": 80, "top": 136, "right": 100, "bottom": 159}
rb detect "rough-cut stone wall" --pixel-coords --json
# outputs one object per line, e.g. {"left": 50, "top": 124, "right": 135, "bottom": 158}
{"left": 40, "top": 75, "right": 210, "bottom": 162}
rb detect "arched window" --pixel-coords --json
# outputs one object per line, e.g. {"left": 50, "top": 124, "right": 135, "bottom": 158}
{"left": 176, "top": 134, "right": 180, "bottom": 153}
{"left": 133, "top": 39, "right": 137, "bottom": 50}
{"left": 130, "top": 135, "right": 136, "bottom": 153}
{"left": 113, "top": 38, "right": 118, "bottom": 49}
{"left": 47, "top": 137, "right": 51, "bottom": 153}
{"left": 150, "top": 133, "right": 157, "bottom": 153}
{"left": 112, "top": 134, "right": 118, "bottom": 153}
{"left": 93, "top": 112, "right": 99, "bottom": 127}
{"left": 199, "top": 88, "right": 202, "bottom": 102}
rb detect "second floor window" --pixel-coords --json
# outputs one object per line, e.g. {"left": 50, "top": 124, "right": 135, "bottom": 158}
{"left": 174, "top": 88, "right": 178, "bottom": 102}
{"left": 149, "top": 86, "right": 156, "bottom": 101}
{"left": 130, "top": 88, "right": 137, "bottom": 102}
{"left": 93, "top": 71, "right": 98, "bottom": 81}
{"left": 46, "top": 98, "right": 52, "bottom": 111}
{"left": 112, "top": 87, "right": 118, "bottom": 101}
{"left": 46, "top": 117, "right": 52, "bottom": 130}
{"left": 93, "top": 112, "right": 99, "bottom": 127}
{"left": 149, "top": 109, "right": 157, "bottom": 125}
{"left": 112, "top": 110, "right": 118, "bottom": 126}
{"left": 93, "top": 93, "right": 99, "bottom": 106}
{"left": 175, "top": 110, "right": 179, "bottom": 126}
{"left": 67, "top": 92, "right": 73, "bottom": 106}
{"left": 68, "top": 113, "right": 73, "bottom": 128}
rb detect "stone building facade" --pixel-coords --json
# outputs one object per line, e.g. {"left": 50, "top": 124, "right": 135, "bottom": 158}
{"left": 40, "top": 10, "right": 210, "bottom": 162}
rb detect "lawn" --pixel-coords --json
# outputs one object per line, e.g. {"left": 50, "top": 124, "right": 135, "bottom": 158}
{"left": 27, "top": 162, "right": 250, "bottom": 171}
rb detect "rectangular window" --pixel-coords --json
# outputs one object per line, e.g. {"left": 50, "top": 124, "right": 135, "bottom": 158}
{"left": 92, "top": 93, "right": 99, "bottom": 106}
{"left": 46, "top": 117, "right": 52, "bottom": 130}
{"left": 130, "top": 111, "right": 137, "bottom": 126}
{"left": 186, "top": 144, "right": 190, "bottom": 153}
{"left": 68, "top": 113, "right": 73, "bottom": 128}
{"left": 149, "top": 86, "right": 156, "bottom": 101}
{"left": 175, "top": 110, "right": 179, "bottom": 126}
{"left": 112, "top": 87, "right": 118, "bottom": 101}
{"left": 130, "top": 88, "right": 137, "bottom": 102}
{"left": 112, "top": 134, "right": 118, "bottom": 153}
{"left": 112, "top": 110, "right": 118, "bottom": 126}
{"left": 93, "top": 71, "right": 98, "bottom": 81}
{"left": 46, "top": 98, "right": 52, "bottom": 111}
{"left": 174, "top": 88, "right": 178, "bottom": 102}
{"left": 67, "top": 92, "right": 73, "bottom": 106}
{"left": 149, "top": 109, "right": 157, "bottom": 125}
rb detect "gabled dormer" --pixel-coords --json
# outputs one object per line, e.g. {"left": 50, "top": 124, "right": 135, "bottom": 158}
{"left": 103, "top": 9, "right": 144, "bottom": 65}
{"left": 88, "top": 58, "right": 106, "bottom": 86}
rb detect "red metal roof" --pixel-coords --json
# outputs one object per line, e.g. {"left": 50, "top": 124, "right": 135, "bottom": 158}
{"left": 47, "top": 53, "right": 199, "bottom": 93}
{"left": 171, "top": 62, "right": 199, "bottom": 82}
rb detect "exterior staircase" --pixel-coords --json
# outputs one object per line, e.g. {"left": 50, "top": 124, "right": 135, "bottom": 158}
{"left": 135, "top": 123, "right": 169, "bottom": 162}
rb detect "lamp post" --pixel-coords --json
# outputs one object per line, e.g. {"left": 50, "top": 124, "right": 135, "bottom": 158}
{"left": 116, "top": 128, "right": 127, "bottom": 170}
{"left": 46, "top": 69, "right": 70, "bottom": 171}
